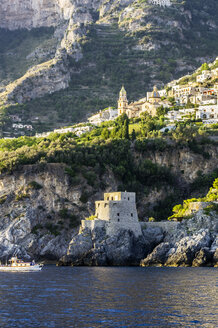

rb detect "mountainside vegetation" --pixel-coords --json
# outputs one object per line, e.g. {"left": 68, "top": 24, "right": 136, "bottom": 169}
{"left": 0, "top": 27, "right": 56, "bottom": 86}
{"left": 0, "top": 0, "right": 218, "bottom": 136}
{"left": 0, "top": 114, "right": 217, "bottom": 220}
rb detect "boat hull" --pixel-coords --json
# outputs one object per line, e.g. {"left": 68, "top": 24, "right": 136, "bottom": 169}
{"left": 0, "top": 265, "right": 43, "bottom": 272}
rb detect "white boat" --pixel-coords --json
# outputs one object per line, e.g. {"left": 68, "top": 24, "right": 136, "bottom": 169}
{"left": 0, "top": 256, "right": 43, "bottom": 272}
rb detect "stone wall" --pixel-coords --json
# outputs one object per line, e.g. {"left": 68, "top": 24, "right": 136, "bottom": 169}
{"left": 106, "top": 221, "right": 142, "bottom": 237}
{"left": 141, "top": 221, "right": 180, "bottom": 234}
{"left": 81, "top": 219, "right": 106, "bottom": 231}
{"left": 95, "top": 201, "right": 110, "bottom": 221}
{"left": 104, "top": 191, "right": 135, "bottom": 202}
{"left": 81, "top": 219, "right": 142, "bottom": 237}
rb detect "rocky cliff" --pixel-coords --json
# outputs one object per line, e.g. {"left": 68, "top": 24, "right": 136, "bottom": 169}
{"left": 0, "top": 0, "right": 218, "bottom": 134}
{"left": 0, "top": 143, "right": 217, "bottom": 265}
{"left": 58, "top": 211, "right": 218, "bottom": 267}
{"left": 0, "top": 0, "right": 72, "bottom": 30}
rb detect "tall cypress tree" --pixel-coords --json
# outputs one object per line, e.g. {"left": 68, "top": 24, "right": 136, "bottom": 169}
{"left": 123, "top": 119, "right": 129, "bottom": 139}
{"left": 131, "top": 129, "right": 136, "bottom": 141}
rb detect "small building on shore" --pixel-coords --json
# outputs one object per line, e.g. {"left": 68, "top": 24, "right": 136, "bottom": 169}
{"left": 81, "top": 192, "right": 142, "bottom": 237}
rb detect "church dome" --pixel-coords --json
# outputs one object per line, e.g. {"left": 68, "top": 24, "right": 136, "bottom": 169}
{"left": 151, "top": 85, "right": 160, "bottom": 98}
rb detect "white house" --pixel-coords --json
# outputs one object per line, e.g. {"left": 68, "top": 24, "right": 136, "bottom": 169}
{"left": 196, "top": 105, "right": 218, "bottom": 120}
{"left": 165, "top": 108, "right": 196, "bottom": 122}
{"left": 196, "top": 70, "right": 212, "bottom": 83}
{"left": 54, "top": 127, "right": 75, "bottom": 134}
{"left": 88, "top": 108, "right": 118, "bottom": 125}
{"left": 149, "top": 0, "right": 171, "bottom": 7}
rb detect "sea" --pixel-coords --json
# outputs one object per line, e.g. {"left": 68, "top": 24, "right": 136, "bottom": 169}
{"left": 0, "top": 266, "right": 217, "bottom": 328}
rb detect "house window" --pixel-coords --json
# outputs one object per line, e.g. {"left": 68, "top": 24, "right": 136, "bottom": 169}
{"left": 118, "top": 219, "right": 120, "bottom": 222}
{"left": 104, "top": 203, "right": 107, "bottom": 208}
{"left": 128, "top": 197, "right": 130, "bottom": 201}
{"left": 117, "top": 213, "right": 120, "bottom": 216}
{"left": 107, "top": 197, "right": 109, "bottom": 200}
{"left": 111, "top": 197, "right": 113, "bottom": 200}
{"left": 131, "top": 213, "right": 133, "bottom": 217}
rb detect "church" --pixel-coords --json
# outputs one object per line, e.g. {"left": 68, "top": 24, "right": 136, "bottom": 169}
{"left": 118, "top": 85, "right": 169, "bottom": 119}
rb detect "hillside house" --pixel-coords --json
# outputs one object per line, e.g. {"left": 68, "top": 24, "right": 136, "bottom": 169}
{"left": 196, "top": 105, "right": 218, "bottom": 120}
{"left": 88, "top": 108, "right": 118, "bottom": 125}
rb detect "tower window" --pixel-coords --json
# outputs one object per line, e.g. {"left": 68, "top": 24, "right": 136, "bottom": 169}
{"left": 118, "top": 219, "right": 120, "bottom": 222}
{"left": 117, "top": 213, "right": 120, "bottom": 216}
{"left": 131, "top": 213, "right": 133, "bottom": 217}
{"left": 128, "top": 197, "right": 130, "bottom": 200}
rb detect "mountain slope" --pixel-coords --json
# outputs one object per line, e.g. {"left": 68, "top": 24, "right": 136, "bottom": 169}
{"left": 0, "top": 0, "right": 218, "bottom": 135}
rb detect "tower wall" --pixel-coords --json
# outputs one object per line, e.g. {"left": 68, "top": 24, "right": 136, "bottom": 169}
{"left": 83, "top": 191, "right": 142, "bottom": 237}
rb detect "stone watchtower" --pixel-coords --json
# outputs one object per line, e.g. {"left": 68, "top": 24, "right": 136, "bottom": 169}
{"left": 118, "top": 86, "right": 128, "bottom": 116}
{"left": 81, "top": 192, "right": 142, "bottom": 237}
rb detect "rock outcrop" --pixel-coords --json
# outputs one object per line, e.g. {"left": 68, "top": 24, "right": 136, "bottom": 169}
{"left": 0, "top": 0, "right": 72, "bottom": 30}
{"left": 59, "top": 226, "right": 158, "bottom": 266}
{"left": 0, "top": 158, "right": 217, "bottom": 266}
{"left": 0, "top": 163, "right": 86, "bottom": 261}
{"left": 141, "top": 211, "right": 218, "bottom": 267}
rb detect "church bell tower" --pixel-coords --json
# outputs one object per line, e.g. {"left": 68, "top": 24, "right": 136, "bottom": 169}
{"left": 118, "top": 86, "right": 128, "bottom": 115}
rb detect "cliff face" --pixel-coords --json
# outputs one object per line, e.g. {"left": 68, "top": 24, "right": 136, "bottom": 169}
{"left": 0, "top": 160, "right": 217, "bottom": 266}
{"left": 0, "top": 0, "right": 73, "bottom": 30}
{"left": 0, "top": 144, "right": 217, "bottom": 262}
{"left": 0, "top": 163, "right": 88, "bottom": 260}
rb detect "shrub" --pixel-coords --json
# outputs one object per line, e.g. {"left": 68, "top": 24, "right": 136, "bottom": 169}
{"left": 28, "top": 181, "right": 43, "bottom": 190}
{"left": 80, "top": 192, "right": 89, "bottom": 203}
{"left": 45, "top": 223, "right": 60, "bottom": 236}
{"left": 15, "top": 193, "right": 30, "bottom": 201}
{"left": 59, "top": 208, "right": 68, "bottom": 219}
{"left": 31, "top": 224, "right": 43, "bottom": 235}
{"left": 85, "top": 215, "right": 96, "bottom": 220}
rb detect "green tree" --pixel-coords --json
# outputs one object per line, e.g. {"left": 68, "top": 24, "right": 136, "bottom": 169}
{"left": 201, "top": 62, "right": 210, "bottom": 71}
{"left": 131, "top": 129, "right": 136, "bottom": 141}
{"left": 123, "top": 119, "right": 129, "bottom": 139}
{"left": 101, "top": 128, "right": 110, "bottom": 140}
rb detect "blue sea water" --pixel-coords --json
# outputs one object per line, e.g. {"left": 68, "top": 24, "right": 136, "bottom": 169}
{"left": 0, "top": 266, "right": 217, "bottom": 328}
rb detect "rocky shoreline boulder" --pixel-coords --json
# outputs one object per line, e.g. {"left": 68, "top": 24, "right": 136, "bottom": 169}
{"left": 141, "top": 211, "right": 217, "bottom": 267}
{"left": 58, "top": 227, "right": 152, "bottom": 266}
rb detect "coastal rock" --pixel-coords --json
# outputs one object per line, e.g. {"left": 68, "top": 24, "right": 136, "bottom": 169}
{"left": 213, "top": 249, "right": 218, "bottom": 267}
{"left": 140, "top": 242, "right": 172, "bottom": 267}
{"left": 211, "top": 237, "right": 218, "bottom": 266}
{"left": 0, "top": 163, "right": 89, "bottom": 262}
{"left": 165, "top": 231, "right": 212, "bottom": 267}
{"left": 192, "top": 248, "right": 212, "bottom": 267}
{"left": 142, "top": 226, "right": 164, "bottom": 247}
{"left": 59, "top": 227, "right": 150, "bottom": 266}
